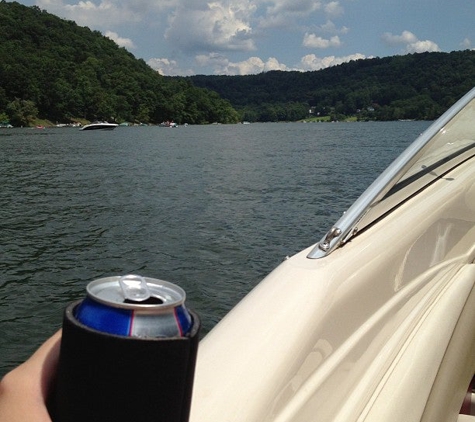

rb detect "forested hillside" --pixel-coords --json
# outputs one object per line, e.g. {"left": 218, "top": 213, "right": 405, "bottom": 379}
{"left": 3, "top": 1, "right": 475, "bottom": 126}
{"left": 0, "top": 1, "right": 240, "bottom": 126}
{"left": 189, "top": 51, "right": 475, "bottom": 122}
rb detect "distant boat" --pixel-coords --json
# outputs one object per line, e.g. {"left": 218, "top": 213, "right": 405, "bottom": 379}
{"left": 80, "top": 121, "right": 118, "bottom": 131}
{"left": 159, "top": 121, "right": 178, "bottom": 128}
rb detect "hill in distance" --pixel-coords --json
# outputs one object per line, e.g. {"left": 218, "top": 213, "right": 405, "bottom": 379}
{"left": 2, "top": 1, "right": 475, "bottom": 125}
{"left": 188, "top": 50, "right": 475, "bottom": 122}
{"left": 0, "top": 1, "right": 240, "bottom": 126}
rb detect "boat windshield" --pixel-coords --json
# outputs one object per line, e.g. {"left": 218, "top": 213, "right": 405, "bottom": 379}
{"left": 390, "top": 100, "right": 475, "bottom": 194}
{"left": 308, "top": 88, "right": 475, "bottom": 259}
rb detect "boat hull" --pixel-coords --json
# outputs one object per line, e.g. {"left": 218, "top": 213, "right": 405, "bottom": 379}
{"left": 80, "top": 122, "right": 118, "bottom": 131}
{"left": 189, "top": 140, "right": 475, "bottom": 422}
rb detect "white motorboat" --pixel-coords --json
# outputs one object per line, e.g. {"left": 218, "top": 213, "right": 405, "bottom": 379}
{"left": 80, "top": 121, "right": 118, "bottom": 131}
{"left": 189, "top": 88, "right": 475, "bottom": 422}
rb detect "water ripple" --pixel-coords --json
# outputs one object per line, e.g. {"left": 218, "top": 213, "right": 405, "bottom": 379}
{"left": 0, "top": 122, "right": 431, "bottom": 374}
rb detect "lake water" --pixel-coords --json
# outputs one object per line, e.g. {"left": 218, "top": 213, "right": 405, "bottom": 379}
{"left": 0, "top": 120, "right": 431, "bottom": 376}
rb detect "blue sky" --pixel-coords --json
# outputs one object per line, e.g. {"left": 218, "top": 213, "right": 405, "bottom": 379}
{"left": 14, "top": 0, "right": 475, "bottom": 76}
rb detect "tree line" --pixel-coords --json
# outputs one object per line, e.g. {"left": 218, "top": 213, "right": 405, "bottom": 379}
{"left": 3, "top": 1, "right": 475, "bottom": 126}
{"left": 188, "top": 50, "right": 475, "bottom": 122}
{"left": 0, "top": 1, "right": 240, "bottom": 126}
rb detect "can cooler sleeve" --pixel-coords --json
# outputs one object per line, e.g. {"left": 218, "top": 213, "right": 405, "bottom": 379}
{"left": 49, "top": 300, "right": 200, "bottom": 422}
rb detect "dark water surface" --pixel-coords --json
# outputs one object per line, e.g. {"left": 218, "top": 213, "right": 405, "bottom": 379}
{"left": 0, "top": 121, "right": 431, "bottom": 376}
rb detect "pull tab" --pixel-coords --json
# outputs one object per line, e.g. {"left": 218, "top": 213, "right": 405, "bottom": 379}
{"left": 119, "top": 275, "right": 151, "bottom": 302}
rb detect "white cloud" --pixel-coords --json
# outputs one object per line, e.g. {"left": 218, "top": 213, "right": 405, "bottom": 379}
{"left": 36, "top": 0, "right": 144, "bottom": 27}
{"left": 318, "top": 20, "right": 349, "bottom": 35}
{"left": 123, "top": 0, "right": 178, "bottom": 15}
{"left": 299, "top": 53, "right": 366, "bottom": 71}
{"left": 105, "top": 31, "right": 135, "bottom": 49}
{"left": 324, "top": 1, "right": 343, "bottom": 17}
{"left": 264, "top": 57, "right": 290, "bottom": 71}
{"left": 192, "top": 51, "right": 368, "bottom": 75}
{"left": 303, "top": 33, "right": 342, "bottom": 48}
{"left": 382, "top": 30, "right": 440, "bottom": 54}
{"left": 34, "top": 0, "right": 455, "bottom": 78}
{"left": 406, "top": 40, "right": 440, "bottom": 54}
{"left": 382, "top": 30, "right": 418, "bottom": 45}
{"left": 147, "top": 58, "right": 194, "bottom": 76}
{"left": 265, "top": 0, "right": 322, "bottom": 16}
{"left": 165, "top": 1, "right": 256, "bottom": 53}
{"left": 33, "top": 0, "right": 364, "bottom": 76}
{"left": 195, "top": 53, "right": 230, "bottom": 69}
{"left": 460, "top": 38, "right": 472, "bottom": 49}
{"left": 195, "top": 53, "right": 290, "bottom": 75}
{"left": 36, "top": 0, "right": 179, "bottom": 21}
{"left": 259, "top": 0, "right": 323, "bottom": 29}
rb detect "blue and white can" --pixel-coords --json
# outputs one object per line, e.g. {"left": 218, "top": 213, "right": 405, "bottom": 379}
{"left": 75, "top": 275, "right": 193, "bottom": 337}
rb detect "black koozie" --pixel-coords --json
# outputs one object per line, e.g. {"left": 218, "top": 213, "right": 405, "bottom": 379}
{"left": 49, "top": 300, "right": 200, "bottom": 422}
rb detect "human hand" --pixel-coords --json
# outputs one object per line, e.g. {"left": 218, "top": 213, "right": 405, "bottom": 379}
{"left": 0, "top": 330, "right": 61, "bottom": 422}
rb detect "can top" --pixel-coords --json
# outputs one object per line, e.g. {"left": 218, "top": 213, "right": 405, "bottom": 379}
{"left": 86, "top": 275, "right": 187, "bottom": 311}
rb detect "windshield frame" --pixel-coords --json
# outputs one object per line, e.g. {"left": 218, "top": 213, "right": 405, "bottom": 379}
{"left": 307, "top": 87, "right": 475, "bottom": 259}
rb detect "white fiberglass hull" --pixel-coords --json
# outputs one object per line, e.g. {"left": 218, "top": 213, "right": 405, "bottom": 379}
{"left": 80, "top": 122, "right": 118, "bottom": 130}
{"left": 189, "top": 91, "right": 475, "bottom": 422}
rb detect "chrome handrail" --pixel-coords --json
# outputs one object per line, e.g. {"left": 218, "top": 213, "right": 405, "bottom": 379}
{"left": 307, "top": 87, "right": 475, "bottom": 259}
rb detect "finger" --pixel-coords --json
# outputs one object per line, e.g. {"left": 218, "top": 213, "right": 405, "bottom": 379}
{"left": 0, "top": 330, "right": 61, "bottom": 422}
{"left": 18, "top": 330, "right": 62, "bottom": 399}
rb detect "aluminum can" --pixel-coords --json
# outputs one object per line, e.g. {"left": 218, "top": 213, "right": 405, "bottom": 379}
{"left": 50, "top": 274, "right": 200, "bottom": 422}
{"left": 75, "top": 274, "right": 193, "bottom": 337}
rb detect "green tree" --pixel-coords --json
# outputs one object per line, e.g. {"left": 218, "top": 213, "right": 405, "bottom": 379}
{"left": 0, "top": 1, "right": 240, "bottom": 125}
{"left": 0, "top": 111, "right": 9, "bottom": 125}
{"left": 6, "top": 98, "right": 38, "bottom": 126}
